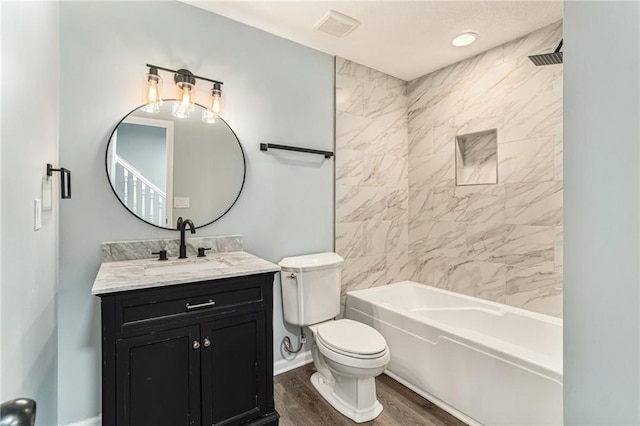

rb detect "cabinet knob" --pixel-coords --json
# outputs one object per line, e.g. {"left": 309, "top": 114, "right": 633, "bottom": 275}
{"left": 203, "top": 338, "right": 211, "bottom": 348}
{"left": 192, "top": 340, "right": 200, "bottom": 350}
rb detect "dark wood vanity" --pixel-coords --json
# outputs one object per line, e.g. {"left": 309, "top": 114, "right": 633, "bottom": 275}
{"left": 101, "top": 85, "right": 268, "bottom": 425}
{"left": 97, "top": 271, "right": 279, "bottom": 426}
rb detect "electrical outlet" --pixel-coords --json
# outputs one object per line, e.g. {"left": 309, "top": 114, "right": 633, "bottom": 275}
{"left": 174, "top": 197, "right": 190, "bottom": 208}
{"left": 34, "top": 199, "right": 42, "bottom": 231}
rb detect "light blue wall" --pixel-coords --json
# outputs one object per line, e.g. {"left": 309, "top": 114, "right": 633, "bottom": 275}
{"left": 1, "top": 1, "right": 59, "bottom": 424}
{"left": 58, "top": 1, "right": 334, "bottom": 423}
{"left": 564, "top": 1, "right": 640, "bottom": 423}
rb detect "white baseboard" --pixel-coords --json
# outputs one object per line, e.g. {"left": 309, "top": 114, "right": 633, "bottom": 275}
{"left": 273, "top": 350, "right": 313, "bottom": 376}
{"left": 60, "top": 414, "right": 101, "bottom": 426}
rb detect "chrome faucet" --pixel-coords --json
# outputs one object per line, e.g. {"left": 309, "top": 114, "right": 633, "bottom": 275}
{"left": 178, "top": 218, "right": 196, "bottom": 259}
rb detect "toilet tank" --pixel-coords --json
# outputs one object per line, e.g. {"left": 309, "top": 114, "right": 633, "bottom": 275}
{"left": 279, "top": 252, "right": 344, "bottom": 326}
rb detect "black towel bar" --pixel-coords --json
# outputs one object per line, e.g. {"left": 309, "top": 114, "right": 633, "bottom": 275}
{"left": 260, "top": 143, "right": 334, "bottom": 159}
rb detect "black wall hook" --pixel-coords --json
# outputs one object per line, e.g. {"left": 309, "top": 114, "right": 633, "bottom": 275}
{"left": 47, "top": 163, "right": 71, "bottom": 199}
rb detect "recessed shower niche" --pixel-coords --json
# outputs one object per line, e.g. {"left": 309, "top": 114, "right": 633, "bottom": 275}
{"left": 455, "top": 129, "right": 498, "bottom": 186}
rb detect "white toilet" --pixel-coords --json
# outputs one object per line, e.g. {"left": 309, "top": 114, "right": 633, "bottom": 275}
{"left": 279, "top": 252, "right": 390, "bottom": 423}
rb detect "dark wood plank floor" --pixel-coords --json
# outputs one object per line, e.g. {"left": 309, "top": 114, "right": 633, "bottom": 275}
{"left": 274, "top": 363, "right": 466, "bottom": 426}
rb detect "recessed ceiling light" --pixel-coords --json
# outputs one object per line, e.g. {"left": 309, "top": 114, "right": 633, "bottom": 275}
{"left": 452, "top": 32, "right": 478, "bottom": 47}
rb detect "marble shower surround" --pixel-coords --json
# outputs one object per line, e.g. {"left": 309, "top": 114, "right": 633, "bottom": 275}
{"left": 335, "top": 58, "right": 410, "bottom": 309}
{"left": 406, "top": 22, "right": 563, "bottom": 317}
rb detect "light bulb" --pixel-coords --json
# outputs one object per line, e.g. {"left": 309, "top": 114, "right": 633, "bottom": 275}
{"left": 211, "top": 94, "right": 221, "bottom": 114}
{"left": 173, "top": 81, "right": 195, "bottom": 118}
{"left": 202, "top": 109, "right": 218, "bottom": 123}
{"left": 141, "top": 67, "right": 163, "bottom": 113}
{"left": 147, "top": 82, "right": 159, "bottom": 103}
{"left": 181, "top": 86, "right": 191, "bottom": 105}
{"left": 202, "top": 83, "right": 224, "bottom": 124}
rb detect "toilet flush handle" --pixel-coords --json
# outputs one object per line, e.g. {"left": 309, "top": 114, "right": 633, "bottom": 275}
{"left": 288, "top": 272, "right": 297, "bottom": 279}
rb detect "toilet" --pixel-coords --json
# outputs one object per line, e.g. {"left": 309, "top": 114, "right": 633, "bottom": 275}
{"left": 279, "top": 252, "right": 390, "bottom": 423}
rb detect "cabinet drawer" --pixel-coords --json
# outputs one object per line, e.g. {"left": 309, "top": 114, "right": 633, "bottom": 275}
{"left": 112, "top": 276, "right": 267, "bottom": 330}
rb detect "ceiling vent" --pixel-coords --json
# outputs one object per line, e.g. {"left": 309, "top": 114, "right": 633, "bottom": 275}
{"left": 313, "top": 10, "right": 361, "bottom": 38}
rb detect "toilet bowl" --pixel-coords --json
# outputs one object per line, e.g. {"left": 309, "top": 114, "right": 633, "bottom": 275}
{"left": 278, "top": 253, "right": 390, "bottom": 423}
{"left": 308, "top": 319, "right": 390, "bottom": 423}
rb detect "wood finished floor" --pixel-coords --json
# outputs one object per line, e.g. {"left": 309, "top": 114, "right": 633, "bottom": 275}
{"left": 274, "top": 363, "right": 466, "bottom": 426}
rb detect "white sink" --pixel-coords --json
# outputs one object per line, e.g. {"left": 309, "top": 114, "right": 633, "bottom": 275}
{"left": 144, "top": 259, "right": 229, "bottom": 276}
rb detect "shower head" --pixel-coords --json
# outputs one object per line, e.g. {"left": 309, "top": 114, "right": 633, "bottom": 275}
{"left": 528, "top": 39, "right": 563, "bottom": 66}
{"left": 529, "top": 51, "right": 563, "bottom": 66}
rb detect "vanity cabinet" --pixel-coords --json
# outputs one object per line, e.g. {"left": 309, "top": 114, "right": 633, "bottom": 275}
{"left": 99, "top": 272, "right": 279, "bottom": 426}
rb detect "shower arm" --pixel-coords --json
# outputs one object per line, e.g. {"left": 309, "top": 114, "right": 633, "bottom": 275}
{"left": 555, "top": 39, "right": 563, "bottom": 53}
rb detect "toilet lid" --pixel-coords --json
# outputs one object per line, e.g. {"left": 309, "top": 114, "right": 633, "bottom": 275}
{"left": 316, "top": 319, "right": 387, "bottom": 357}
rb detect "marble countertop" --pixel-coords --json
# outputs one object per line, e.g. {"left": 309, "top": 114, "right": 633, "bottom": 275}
{"left": 92, "top": 250, "right": 280, "bottom": 296}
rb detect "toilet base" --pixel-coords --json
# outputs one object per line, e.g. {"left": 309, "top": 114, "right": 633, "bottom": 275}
{"left": 310, "top": 372, "right": 383, "bottom": 423}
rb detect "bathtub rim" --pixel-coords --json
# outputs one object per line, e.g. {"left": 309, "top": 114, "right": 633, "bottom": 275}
{"left": 347, "top": 281, "right": 562, "bottom": 326}
{"left": 345, "top": 280, "right": 563, "bottom": 379}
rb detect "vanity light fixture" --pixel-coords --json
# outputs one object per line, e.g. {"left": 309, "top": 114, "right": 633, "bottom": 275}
{"left": 451, "top": 32, "right": 478, "bottom": 47}
{"left": 142, "top": 64, "right": 224, "bottom": 121}
{"left": 141, "top": 66, "right": 163, "bottom": 113}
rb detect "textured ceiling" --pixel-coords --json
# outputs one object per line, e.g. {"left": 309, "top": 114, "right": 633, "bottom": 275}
{"left": 181, "top": 1, "right": 563, "bottom": 81}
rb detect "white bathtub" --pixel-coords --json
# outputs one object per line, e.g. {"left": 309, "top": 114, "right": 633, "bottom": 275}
{"left": 345, "top": 281, "right": 562, "bottom": 426}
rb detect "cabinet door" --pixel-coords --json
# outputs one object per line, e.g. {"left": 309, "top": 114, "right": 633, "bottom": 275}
{"left": 116, "top": 325, "right": 201, "bottom": 426}
{"left": 201, "top": 312, "right": 267, "bottom": 426}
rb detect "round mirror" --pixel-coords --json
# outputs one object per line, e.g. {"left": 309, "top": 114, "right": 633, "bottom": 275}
{"left": 105, "top": 100, "right": 246, "bottom": 230}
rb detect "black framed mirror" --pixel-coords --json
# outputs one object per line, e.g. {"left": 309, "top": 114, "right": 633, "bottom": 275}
{"left": 105, "top": 100, "right": 246, "bottom": 230}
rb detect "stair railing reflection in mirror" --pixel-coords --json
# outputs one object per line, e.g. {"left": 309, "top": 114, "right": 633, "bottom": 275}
{"left": 113, "top": 154, "right": 167, "bottom": 227}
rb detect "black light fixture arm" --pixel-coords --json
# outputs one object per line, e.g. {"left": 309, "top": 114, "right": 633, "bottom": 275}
{"left": 47, "top": 163, "right": 71, "bottom": 199}
{"left": 146, "top": 63, "right": 223, "bottom": 86}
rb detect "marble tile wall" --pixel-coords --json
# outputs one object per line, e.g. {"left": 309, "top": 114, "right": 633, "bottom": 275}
{"left": 406, "top": 21, "right": 563, "bottom": 317}
{"left": 335, "top": 58, "right": 410, "bottom": 312}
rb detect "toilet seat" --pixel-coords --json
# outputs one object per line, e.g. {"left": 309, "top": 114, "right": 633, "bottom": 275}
{"left": 311, "top": 319, "right": 389, "bottom": 369}
{"left": 316, "top": 319, "right": 387, "bottom": 359}
{"left": 315, "top": 336, "right": 389, "bottom": 370}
